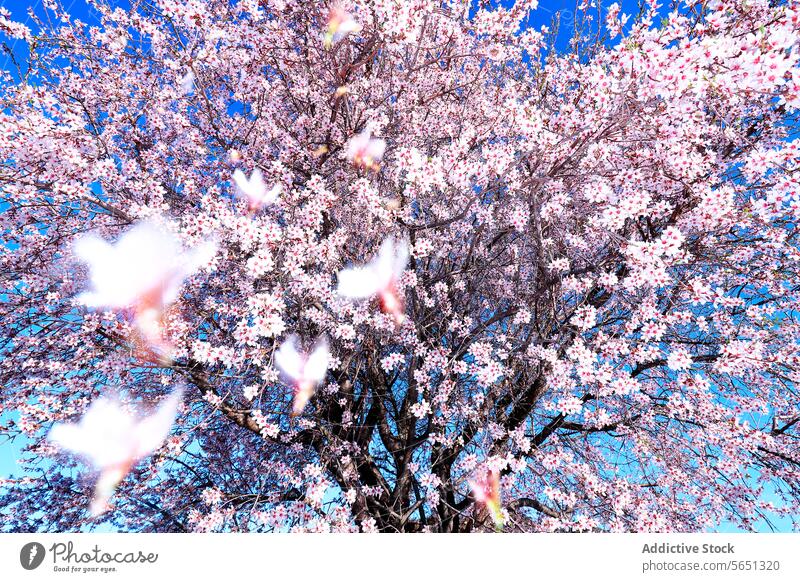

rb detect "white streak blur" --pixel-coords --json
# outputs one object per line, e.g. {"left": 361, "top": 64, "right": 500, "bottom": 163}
{"left": 336, "top": 237, "right": 408, "bottom": 299}
{"left": 232, "top": 168, "right": 281, "bottom": 210}
{"left": 49, "top": 389, "right": 183, "bottom": 515}
{"left": 74, "top": 220, "right": 217, "bottom": 310}
{"left": 275, "top": 336, "right": 330, "bottom": 415}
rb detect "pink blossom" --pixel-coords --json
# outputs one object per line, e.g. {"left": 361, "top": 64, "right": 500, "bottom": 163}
{"left": 667, "top": 348, "right": 693, "bottom": 371}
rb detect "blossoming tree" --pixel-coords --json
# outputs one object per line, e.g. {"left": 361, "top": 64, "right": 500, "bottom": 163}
{"left": 1, "top": 0, "right": 799, "bottom": 533}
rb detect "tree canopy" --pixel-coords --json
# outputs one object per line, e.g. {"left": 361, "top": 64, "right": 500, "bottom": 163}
{"left": 1, "top": 0, "right": 799, "bottom": 532}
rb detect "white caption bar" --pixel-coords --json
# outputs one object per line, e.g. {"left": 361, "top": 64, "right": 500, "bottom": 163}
{"left": 2, "top": 533, "right": 798, "bottom": 581}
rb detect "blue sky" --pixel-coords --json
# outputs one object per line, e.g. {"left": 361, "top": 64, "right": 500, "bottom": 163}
{"left": 0, "top": 0, "right": 598, "bottom": 73}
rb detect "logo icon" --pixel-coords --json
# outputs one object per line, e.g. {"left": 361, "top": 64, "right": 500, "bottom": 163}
{"left": 20, "top": 542, "right": 46, "bottom": 570}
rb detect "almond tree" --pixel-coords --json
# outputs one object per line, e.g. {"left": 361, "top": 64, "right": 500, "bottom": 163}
{"left": 1, "top": 0, "right": 799, "bottom": 532}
